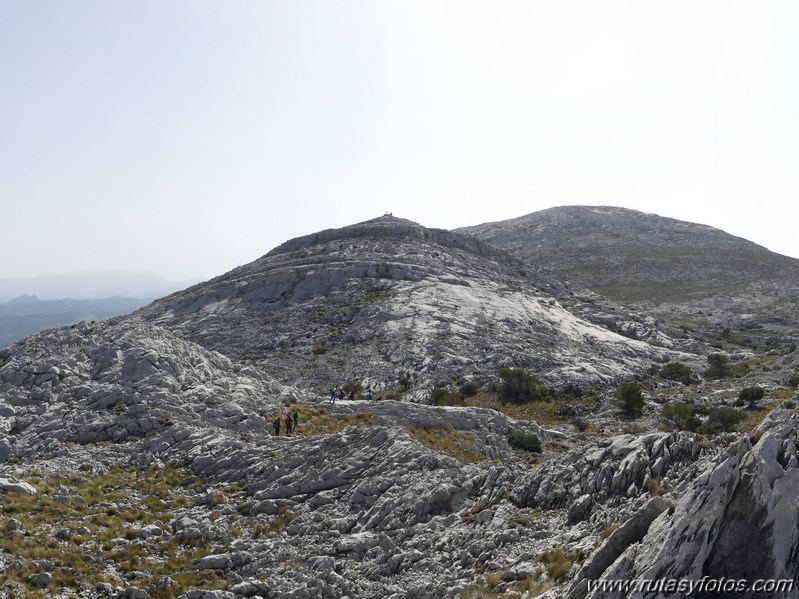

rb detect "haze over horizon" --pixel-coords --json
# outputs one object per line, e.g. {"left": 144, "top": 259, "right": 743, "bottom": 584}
{"left": 3, "top": 1, "right": 797, "bottom": 281}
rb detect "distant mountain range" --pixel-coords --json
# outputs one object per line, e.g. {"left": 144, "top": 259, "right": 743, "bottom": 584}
{"left": 0, "top": 270, "right": 203, "bottom": 302}
{"left": 0, "top": 271, "right": 204, "bottom": 348}
{"left": 0, "top": 295, "right": 152, "bottom": 348}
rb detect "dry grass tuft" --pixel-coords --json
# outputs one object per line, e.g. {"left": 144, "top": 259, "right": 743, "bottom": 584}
{"left": 408, "top": 427, "right": 487, "bottom": 464}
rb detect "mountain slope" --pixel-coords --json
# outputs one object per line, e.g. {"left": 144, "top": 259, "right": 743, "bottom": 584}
{"left": 456, "top": 205, "right": 799, "bottom": 303}
{"left": 135, "top": 215, "right": 697, "bottom": 393}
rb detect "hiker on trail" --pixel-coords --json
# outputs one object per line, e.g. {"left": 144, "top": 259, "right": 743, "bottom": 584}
{"left": 273, "top": 416, "right": 281, "bottom": 436}
{"left": 284, "top": 414, "right": 293, "bottom": 435}
{"left": 292, "top": 409, "right": 300, "bottom": 428}
{"left": 338, "top": 389, "right": 345, "bottom": 400}
{"left": 348, "top": 390, "right": 355, "bottom": 401}
{"left": 366, "top": 390, "right": 372, "bottom": 401}
{"left": 330, "top": 386, "right": 337, "bottom": 403}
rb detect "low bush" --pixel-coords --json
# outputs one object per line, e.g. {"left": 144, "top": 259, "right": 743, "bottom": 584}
{"left": 699, "top": 407, "right": 746, "bottom": 434}
{"left": 660, "top": 402, "right": 701, "bottom": 432}
{"left": 430, "top": 386, "right": 465, "bottom": 407}
{"left": 705, "top": 353, "right": 728, "bottom": 379}
{"left": 572, "top": 417, "right": 589, "bottom": 433}
{"left": 538, "top": 547, "right": 573, "bottom": 581}
{"left": 459, "top": 381, "right": 480, "bottom": 397}
{"left": 739, "top": 386, "right": 765, "bottom": 408}
{"left": 614, "top": 382, "right": 644, "bottom": 416}
{"left": 658, "top": 362, "right": 697, "bottom": 384}
{"left": 499, "top": 368, "right": 545, "bottom": 403}
{"left": 508, "top": 432, "right": 542, "bottom": 453}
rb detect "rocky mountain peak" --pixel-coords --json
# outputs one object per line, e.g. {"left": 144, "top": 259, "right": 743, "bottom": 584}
{"left": 458, "top": 205, "right": 766, "bottom": 254}
{"left": 266, "top": 214, "right": 509, "bottom": 263}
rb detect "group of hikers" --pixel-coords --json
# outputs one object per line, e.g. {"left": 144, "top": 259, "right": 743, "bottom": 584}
{"left": 271, "top": 385, "right": 382, "bottom": 436}
{"left": 272, "top": 409, "right": 300, "bottom": 436}
{"left": 328, "top": 385, "right": 379, "bottom": 404}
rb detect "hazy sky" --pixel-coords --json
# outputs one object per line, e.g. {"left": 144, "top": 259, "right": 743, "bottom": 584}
{"left": 2, "top": 1, "right": 797, "bottom": 281}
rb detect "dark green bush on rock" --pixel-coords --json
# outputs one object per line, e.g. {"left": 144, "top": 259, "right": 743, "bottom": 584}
{"left": 614, "top": 382, "right": 644, "bottom": 416}
{"left": 459, "top": 381, "right": 480, "bottom": 397}
{"left": 661, "top": 402, "right": 701, "bottom": 432}
{"left": 699, "top": 407, "right": 746, "bottom": 434}
{"left": 739, "top": 386, "right": 765, "bottom": 408}
{"left": 508, "top": 432, "right": 542, "bottom": 453}
{"left": 430, "top": 386, "right": 466, "bottom": 406}
{"left": 658, "top": 362, "right": 698, "bottom": 384}
{"left": 499, "top": 368, "right": 545, "bottom": 403}
{"left": 705, "top": 353, "right": 728, "bottom": 379}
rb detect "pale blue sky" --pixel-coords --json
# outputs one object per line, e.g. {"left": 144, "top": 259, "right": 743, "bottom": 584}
{"left": 2, "top": 1, "right": 797, "bottom": 280}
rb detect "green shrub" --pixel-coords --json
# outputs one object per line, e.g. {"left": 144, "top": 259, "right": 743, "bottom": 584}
{"left": 398, "top": 373, "right": 412, "bottom": 391}
{"left": 508, "top": 432, "right": 542, "bottom": 453}
{"left": 699, "top": 407, "right": 746, "bottom": 434}
{"left": 783, "top": 400, "right": 796, "bottom": 410}
{"left": 705, "top": 353, "right": 728, "bottom": 379}
{"left": 341, "top": 379, "right": 363, "bottom": 397}
{"left": 572, "top": 417, "right": 589, "bottom": 433}
{"left": 661, "top": 402, "right": 700, "bottom": 432}
{"left": 658, "top": 362, "right": 697, "bottom": 384}
{"left": 459, "top": 381, "right": 480, "bottom": 397}
{"left": 312, "top": 346, "right": 328, "bottom": 355}
{"left": 614, "top": 382, "right": 644, "bottom": 416}
{"left": 739, "top": 386, "right": 765, "bottom": 408}
{"left": 729, "top": 362, "right": 751, "bottom": 378}
{"left": 499, "top": 368, "right": 545, "bottom": 403}
{"left": 430, "top": 386, "right": 466, "bottom": 407}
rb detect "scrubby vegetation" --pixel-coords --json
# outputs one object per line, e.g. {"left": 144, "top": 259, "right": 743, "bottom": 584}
{"left": 701, "top": 406, "right": 747, "bottom": 434}
{"left": 660, "top": 402, "right": 701, "bottom": 432}
{"left": 614, "top": 382, "right": 644, "bottom": 416}
{"left": 430, "top": 386, "right": 466, "bottom": 407}
{"left": 459, "top": 381, "right": 480, "bottom": 397}
{"left": 0, "top": 465, "right": 225, "bottom": 598}
{"left": 705, "top": 353, "right": 728, "bottom": 379}
{"left": 409, "top": 427, "right": 487, "bottom": 463}
{"left": 499, "top": 368, "right": 546, "bottom": 403}
{"left": 498, "top": 368, "right": 581, "bottom": 405}
{"left": 658, "top": 362, "right": 698, "bottom": 384}
{"left": 660, "top": 402, "right": 747, "bottom": 434}
{"left": 507, "top": 432, "right": 542, "bottom": 453}
{"left": 739, "top": 386, "right": 765, "bottom": 408}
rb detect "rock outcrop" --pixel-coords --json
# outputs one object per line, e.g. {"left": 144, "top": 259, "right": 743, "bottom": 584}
{"left": 0, "top": 319, "right": 292, "bottom": 460}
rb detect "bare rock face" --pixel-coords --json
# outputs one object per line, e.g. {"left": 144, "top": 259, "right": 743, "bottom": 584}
{"left": 136, "top": 216, "right": 698, "bottom": 393}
